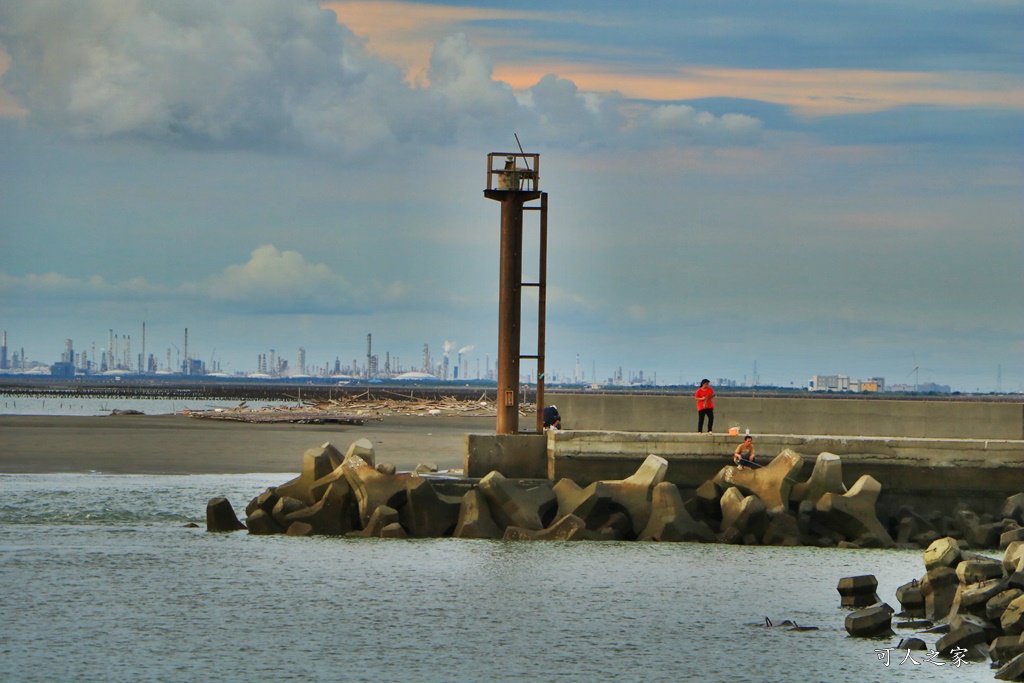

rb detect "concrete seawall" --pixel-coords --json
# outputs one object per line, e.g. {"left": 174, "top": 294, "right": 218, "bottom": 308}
{"left": 544, "top": 430, "right": 1024, "bottom": 516}
{"left": 465, "top": 395, "right": 1024, "bottom": 518}
{"left": 550, "top": 394, "right": 1024, "bottom": 440}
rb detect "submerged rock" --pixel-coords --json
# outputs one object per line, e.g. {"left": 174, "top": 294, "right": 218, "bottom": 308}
{"left": 845, "top": 603, "right": 894, "bottom": 637}
{"left": 206, "top": 497, "right": 246, "bottom": 532}
{"left": 921, "top": 566, "right": 959, "bottom": 622}
{"left": 504, "top": 514, "right": 591, "bottom": 541}
{"left": 246, "top": 508, "right": 284, "bottom": 535}
{"left": 895, "top": 579, "right": 925, "bottom": 617}
{"left": 924, "top": 536, "right": 963, "bottom": 571}
{"left": 837, "top": 574, "right": 879, "bottom": 608}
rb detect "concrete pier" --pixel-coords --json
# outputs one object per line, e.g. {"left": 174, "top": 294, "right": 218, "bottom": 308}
{"left": 550, "top": 393, "right": 1024, "bottom": 441}
{"left": 464, "top": 395, "right": 1024, "bottom": 518}
{"left": 545, "top": 430, "right": 1024, "bottom": 516}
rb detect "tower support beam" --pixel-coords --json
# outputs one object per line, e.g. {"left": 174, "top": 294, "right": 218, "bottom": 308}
{"left": 485, "top": 151, "right": 545, "bottom": 435}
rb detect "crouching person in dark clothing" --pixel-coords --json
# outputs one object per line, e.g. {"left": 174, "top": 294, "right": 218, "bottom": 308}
{"left": 543, "top": 405, "right": 561, "bottom": 430}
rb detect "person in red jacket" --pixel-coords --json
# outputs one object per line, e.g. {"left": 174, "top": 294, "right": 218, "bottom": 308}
{"left": 695, "top": 378, "right": 715, "bottom": 434}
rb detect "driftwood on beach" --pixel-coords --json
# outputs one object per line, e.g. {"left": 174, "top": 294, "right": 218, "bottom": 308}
{"left": 188, "top": 410, "right": 371, "bottom": 425}
{"left": 185, "top": 391, "right": 522, "bottom": 424}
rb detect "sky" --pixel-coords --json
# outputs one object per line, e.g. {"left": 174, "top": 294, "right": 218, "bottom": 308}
{"left": 0, "top": 0, "right": 1022, "bottom": 391}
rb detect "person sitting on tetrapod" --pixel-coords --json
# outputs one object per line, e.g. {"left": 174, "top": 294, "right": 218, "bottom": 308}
{"left": 733, "top": 435, "right": 756, "bottom": 470}
{"left": 543, "top": 404, "right": 561, "bottom": 430}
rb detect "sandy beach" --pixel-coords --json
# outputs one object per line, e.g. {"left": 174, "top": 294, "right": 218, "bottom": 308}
{"left": 0, "top": 413, "right": 497, "bottom": 474}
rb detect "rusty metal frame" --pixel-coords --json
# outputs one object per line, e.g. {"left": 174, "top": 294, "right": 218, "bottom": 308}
{"left": 484, "top": 152, "right": 547, "bottom": 435}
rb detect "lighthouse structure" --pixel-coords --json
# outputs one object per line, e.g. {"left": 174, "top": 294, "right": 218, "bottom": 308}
{"left": 484, "top": 151, "right": 549, "bottom": 434}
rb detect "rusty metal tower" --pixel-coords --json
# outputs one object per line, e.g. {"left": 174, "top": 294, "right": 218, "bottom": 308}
{"left": 485, "top": 151, "right": 548, "bottom": 434}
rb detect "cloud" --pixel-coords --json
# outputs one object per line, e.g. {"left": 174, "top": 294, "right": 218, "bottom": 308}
{"left": 0, "top": 1, "right": 763, "bottom": 154}
{"left": 518, "top": 65, "right": 1024, "bottom": 118}
{"left": 625, "top": 305, "right": 648, "bottom": 322}
{"left": 0, "top": 48, "right": 26, "bottom": 117}
{"left": 325, "top": 2, "right": 1024, "bottom": 118}
{"left": 642, "top": 103, "right": 761, "bottom": 144}
{"left": 189, "top": 245, "right": 438, "bottom": 314}
{"left": 428, "top": 33, "right": 516, "bottom": 116}
{"left": 0, "top": 270, "right": 167, "bottom": 302}
{"left": 515, "top": 74, "right": 626, "bottom": 147}
{"left": 0, "top": 245, "right": 425, "bottom": 316}
{"left": 323, "top": 1, "right": 545, "bottom": 86}
{"left": 0, "top": 0, "right": 414, "bottom": 154}
{"left": 189, "top": 244, "right": 353, "bottom": 312}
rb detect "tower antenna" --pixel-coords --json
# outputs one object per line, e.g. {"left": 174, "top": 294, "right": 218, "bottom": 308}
{"left": 514, "top": 133, "right": 531, "bottom": 172}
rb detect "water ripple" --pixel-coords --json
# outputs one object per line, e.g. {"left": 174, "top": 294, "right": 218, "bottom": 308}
{"left": 0, "top": 474, "right": 997, "bottom": 683}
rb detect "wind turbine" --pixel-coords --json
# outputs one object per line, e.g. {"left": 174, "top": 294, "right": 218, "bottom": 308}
{"left": 906, "top": 353, "right": 920, "bottom": 392}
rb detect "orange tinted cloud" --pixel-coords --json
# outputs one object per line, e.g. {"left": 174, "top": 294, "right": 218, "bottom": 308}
{"left": 323, "top": 1, "right": 543, "bottom": 85}
{"left": 493, "top": 63, "right": 1024, "bottom": 116}
{"left": 0, "top": 48, "right": 28, "bottom": 118}
{"left": 324, "top": 2, "right": 1024, "bottom": 117}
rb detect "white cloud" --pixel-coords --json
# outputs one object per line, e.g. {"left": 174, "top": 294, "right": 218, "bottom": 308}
{"left": 516, "top": 74, "right": 625, "bottom": 146}
{"left": 643, "top": 104, "right": 762, "bottom": 144}
{"left": 0, "top": 270, "right": 166, "bottom": 301}
{"left": 0, "top": 0, "right": 411, "bottom": 152}
{"left": 545, "top": 285, "right": 597, "bottom": 316}
{"left": 427, "top": 32, "right": 516, "bottom": 116}
{"left": 192, "top": 244, "right": 350, "bottom": 310}
{"left": 187, "top": 245, "right": 436, "bottom": 314}
{"left": 626, "top": 304, "right": 648, "bottom": 322}
{"left": 0, "top": 245, "right": 426, "bottom": 315}
{"left": 0, "top": 1, "right": 761, "bottom": 154}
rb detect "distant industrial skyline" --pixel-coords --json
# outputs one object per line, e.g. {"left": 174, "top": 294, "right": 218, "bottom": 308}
{"left": 0, "top": 323, "right": 675, "bottom": 385}
{"left": 0, "top": 324, "right": 997, "bottom": 395}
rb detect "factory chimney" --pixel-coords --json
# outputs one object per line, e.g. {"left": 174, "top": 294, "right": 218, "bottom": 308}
{"left": 366, "top": 333, "right": 372, "bottom": 379}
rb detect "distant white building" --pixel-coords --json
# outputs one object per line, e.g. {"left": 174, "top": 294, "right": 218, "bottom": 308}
{"left": 808, "top": 375, "right": 850, "bottom": 392}
{"left": 809, "top": 374, "right": 884, "bottom": 392}
{"left": 393, "top": 371, "right": 438, "bottom": 381}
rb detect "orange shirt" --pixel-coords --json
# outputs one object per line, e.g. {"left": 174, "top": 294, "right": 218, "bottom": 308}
{"left": 695, "top": 386, "right": 715, "bottom": 410}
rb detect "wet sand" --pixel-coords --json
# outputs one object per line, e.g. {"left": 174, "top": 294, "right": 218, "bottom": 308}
{"left": 0, "top": 413, "right": 500, "bottom": 474}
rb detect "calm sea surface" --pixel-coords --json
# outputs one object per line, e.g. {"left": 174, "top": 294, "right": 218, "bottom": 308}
{"left": 0, "top": 395, "right": 998, "bottom": 682}
{"left": 0, "top": 473, "right": 997, "bottom": 683}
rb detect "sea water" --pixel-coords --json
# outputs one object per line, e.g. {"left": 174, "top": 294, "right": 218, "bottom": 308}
{"left": 0, "top": 473, "right": 997, "bottom": 683}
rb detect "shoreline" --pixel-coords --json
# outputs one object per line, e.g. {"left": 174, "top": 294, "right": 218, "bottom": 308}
{"left": 0, "top": 413, "right": 492, "bottom": 475}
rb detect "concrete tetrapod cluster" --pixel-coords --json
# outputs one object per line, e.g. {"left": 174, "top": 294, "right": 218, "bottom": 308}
{"left": 696, "top": 449, "right": 897, "bottom": 547}
{"left": 704, "top": 450, "right": 1023, "bottom": 551}
{"left": 843, "top": 529, "right": 1024, "bottom": 680}
{"left": 206, "top": 439, "right": 680, "bottom": 541}
{"left": 206, "top": 439, "right": 933, "bottom": 547}
{"left": 894, "top": 494, "right": 1024, "bottom": 552}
